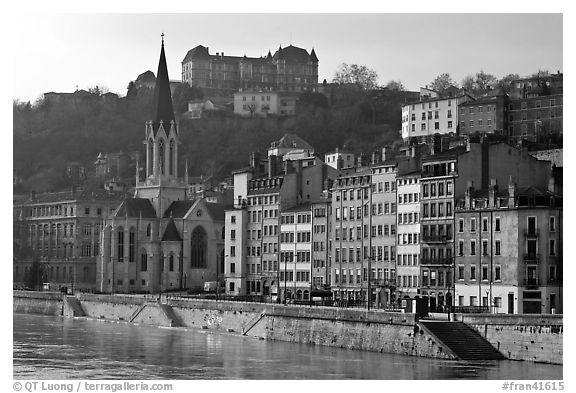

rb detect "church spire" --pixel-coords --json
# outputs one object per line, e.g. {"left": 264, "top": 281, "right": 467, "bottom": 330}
{"left": 152, "top": 33, "right": 176, "bottom": 135}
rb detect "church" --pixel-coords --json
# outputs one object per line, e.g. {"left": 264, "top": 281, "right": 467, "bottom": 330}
{"left": 97, "top": 38, "right": 225, "bottom": 294}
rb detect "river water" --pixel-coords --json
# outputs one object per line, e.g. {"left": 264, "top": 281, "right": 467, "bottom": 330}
{"left": 13, "top": 313, "right": 562, "bottom": 380}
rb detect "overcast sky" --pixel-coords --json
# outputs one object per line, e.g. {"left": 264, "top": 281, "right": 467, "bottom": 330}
{"left": 12, "top": 13, "right": 562, "bottom": 102}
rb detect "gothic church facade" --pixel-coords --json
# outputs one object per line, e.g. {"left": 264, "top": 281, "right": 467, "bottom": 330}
{"left": 98, "top": 38, "right": 225, "bottom": 294}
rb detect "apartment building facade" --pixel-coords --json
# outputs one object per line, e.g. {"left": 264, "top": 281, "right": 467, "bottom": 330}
{"left": 454, "top": 182, "right": 562, "bottom": 314}
{"left": 401, "top": 93, "right": 474, "bottom": 142}
{"left": 458, "top": 94, "right": 508, "bottom": 136}
{"left": 13, "top": 189, "right": 124, "bottom": 291}
{"left": 395, "top": 169, "right": 422, "bottom": 303}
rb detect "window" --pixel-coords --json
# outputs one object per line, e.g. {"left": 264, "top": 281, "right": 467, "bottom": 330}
{"left": 482, "top": 218, "right": 488, "bottom": 232}
{"left": 549, "top": 216, "right": 556, "bottom": 232}
{"left": 549, "top": 239, "right": 556, "bottom": 256}
{"left": 458, "top": 265, "right": 465, "bottom": 280}
{"left": 129, "top": 228, "right": 135, "bottom": 262}
{"left": 495, "top": 266, "right": 501, "bottom": 281}
{"left": 117, "top": 227, "right": 124, "bottom": 262}
{"left": 191, "top": 227, "right": 207, "bottom": 268}
{"left": 470, "top": 240, "right": 476, "bottom": 256}
{"left": 85, "top": 207, "right": 90, "bottom": 215}
{"left": 470, "top": 266, "right": 476, "bottom": 281}
{"left": 141, "top": 253, "right": 148, "bottom": 271}
{"left": 495, "top": 218, "right": 500, "bottom": 232}
{"left": 470, "top": 218, "right": 476, "bottom": 233}
{"left": 495, "top": 240, "right": 501, "bottom": 255}
{"left": 458, "top": 240, "right": 464, "bottom": 256}
{"left": 482, "top": 265, "right": 488, "bottom": 281}
{"left": 482, "top": 240, "right": 488, "bottom": 256}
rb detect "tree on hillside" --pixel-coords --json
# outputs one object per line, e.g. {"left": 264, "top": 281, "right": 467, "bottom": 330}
{"left": 429, "top": 73, "right": 457, "bottom": 94}
{"left": 384, "top": 80, "right": 405, "bottom": 91}
{"left": 462, "top": 70, "right": 497, "bottom": 96}
{"left": 497, "top": 73, "right": 520, "bottom": 94}
{"left": 172, "top": 83, "right": 204, "bottom": 116}
{"left": 333, "top": 63, "right": 379, "bottom": 90}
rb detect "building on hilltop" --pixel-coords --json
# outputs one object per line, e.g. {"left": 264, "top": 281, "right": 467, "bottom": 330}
{"left": 181, "top": 44, "right": 318, "bottom": 93}
{"left": 401, "top": 88, "right": 474, "bottom": 142}
{"left": 233, "top": 90, "right": 298, "bottom": 117}
{"left": 97, "top": 38, "right": 227, "bottom": 294}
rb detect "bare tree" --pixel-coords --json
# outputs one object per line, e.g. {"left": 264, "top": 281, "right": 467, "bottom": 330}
{"left": 429, "top": 73, "right": 457, "bottom": 94}
{"left": 333, "top": 63, "right": 379, "bottom": 90}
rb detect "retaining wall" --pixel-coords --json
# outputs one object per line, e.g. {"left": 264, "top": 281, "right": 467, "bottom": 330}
{"left": 13, "top": 291, "right": 63, "bottom": 316}
{"left": 457, "top": 314, "right": 563, "bottom": 364}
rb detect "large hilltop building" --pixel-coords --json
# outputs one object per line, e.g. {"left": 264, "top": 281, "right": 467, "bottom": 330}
{"left": 181, "top": 44, "right": 319, "bottom": 93}
{"left": 97, "top": 38, "right": 226, "bottom": 294}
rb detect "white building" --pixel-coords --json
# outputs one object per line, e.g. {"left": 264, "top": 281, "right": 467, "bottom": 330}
{"left": 233, "top": 90, "right": 298, "bottom": 117}
{"left": 395, "top": 168, "right": 422, "bottom": 303}
{"left": 325, "top": 148, "right": 355, "bottom": 170}
{"left": 401, "top": 93, "right": 474, "bottom": 142}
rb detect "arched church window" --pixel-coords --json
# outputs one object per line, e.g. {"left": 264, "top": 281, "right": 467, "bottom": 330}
{"left": 169, "top": 253, "right": 174, "bottom": 271}
{"left": 159, "top": 139, "right": 165, "bottom": 175}
{"left": 117, "top": 227, "right": 124, "bottom": 262}
{"left": 146, "top": 224, "right": 151, "bottom": 238}
{"left": 129, "top": 227, "right": 136, "bottom": 262}
{"left": 169, "top": 139, "right": 175, "bottom": 175}
{"left": 148, "top": 139, "right": 154, "bottom": 175}
{"left": 190, "top": 226, "right": 207, "bottom": 268}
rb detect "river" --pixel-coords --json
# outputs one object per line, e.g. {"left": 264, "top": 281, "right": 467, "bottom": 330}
{"left": 13, "top": 313, "right": 562, "bottom": 380}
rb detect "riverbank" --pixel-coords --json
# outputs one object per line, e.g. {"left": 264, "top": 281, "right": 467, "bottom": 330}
{"left": 13, "top": 291, "right": 563, "bottom": 364}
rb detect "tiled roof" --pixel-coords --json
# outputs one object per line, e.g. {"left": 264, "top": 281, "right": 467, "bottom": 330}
{"left": 163, "top": 200, "right": 195, "bottom": 218}
{"left": 282, "top": 203, "right": 312, "bottom": 213}
{"left": 114, "top": 198, "right": 157, "bottom": 218}
{"left": 273, "top": 45, "right": 311, "bottom": 63}
{"left": 182, "top": 45, "right": 211, "bottom": 62}
{"left": 274, "top": 133, "right": 314, "bottom": 150}
{"left": 204, "top": 202, "right": 227, "bottom": 221}
{"left": 161, "top": 218, "right": 182, "bottom": 241}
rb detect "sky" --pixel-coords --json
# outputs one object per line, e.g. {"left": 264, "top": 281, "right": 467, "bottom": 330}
{"left": 12, "top": 13, "right": 563, "bottom": 102}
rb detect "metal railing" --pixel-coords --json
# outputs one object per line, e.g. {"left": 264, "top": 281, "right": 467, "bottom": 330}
{"left": 523, "top": 253, "right": 540, "bottom": 263}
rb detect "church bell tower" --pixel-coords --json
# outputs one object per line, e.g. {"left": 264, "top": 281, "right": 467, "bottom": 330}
{"left": 135, "top": 34, "right": 186, "bottom": 216}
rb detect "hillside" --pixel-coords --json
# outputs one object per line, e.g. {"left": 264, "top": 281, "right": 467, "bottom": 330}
{"left": 13, "top": 85, "right": 404, "bottom": 193}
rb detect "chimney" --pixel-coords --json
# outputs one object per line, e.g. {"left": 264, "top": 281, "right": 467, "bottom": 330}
{"left": 216, "top": 52, "right": 219, "bottom": 56}
{"left": 382, "top": 147, "right": 387, "bottom": 162}
{"left": 283, "top": 159, "right": 293, "bottom": 174}
{"left": 372, "top": 150, "right": 381, "bottom": 165}
{"left": 411, "top": 146, "right": 416, "bottom": 158}
{"left": 464, "top": 180, "right": 474, "bottom": 209}
{"left": 268, "top": 155, "right": 277, "bottom": 178}
{"left": 29, "top": 190, "right": 36, "bottom": 201}
{"left": 548, "top": 176, "right": 556, "bottom": 194}
{"left": 508, "top": 177, "right": 516, "bottom": 208}
{"left": 488, "top": 179, "right": 498, "bottom": 207}
{"left": 357, "top": 154, "right": 364, "bottom": 168}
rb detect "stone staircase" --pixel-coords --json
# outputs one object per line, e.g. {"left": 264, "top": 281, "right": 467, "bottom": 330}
{"left": 63, "top": 296, "right": 86, "bottom": 317}
{"left": 420, "top": 320, "right": 504, "bottom": 361}
{"left": 158, "top": 303, "right": 184, "bottom": 327}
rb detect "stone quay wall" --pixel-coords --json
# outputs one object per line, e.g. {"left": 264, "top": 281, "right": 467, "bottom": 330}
{"left": 457, "top": 314, "right": 563, "bottom": 365}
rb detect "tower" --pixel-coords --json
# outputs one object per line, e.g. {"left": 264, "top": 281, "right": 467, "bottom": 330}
{"left": 136, "top": 35, "right": 186, "bottom": 216}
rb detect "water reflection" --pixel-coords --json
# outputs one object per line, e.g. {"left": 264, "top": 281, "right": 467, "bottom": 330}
{"left": 13, "top": 313, "right": 562, "bottom": 380}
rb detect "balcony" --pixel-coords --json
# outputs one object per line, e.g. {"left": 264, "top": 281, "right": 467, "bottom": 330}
{"left": 523, "top": 253, "right": 540, "bottom": 263}
{"left": 371, "top": 279, "right": 396, "bottom": 287}
{"left": 420, "top": 257, "right": 453, "bottom": 265}
{"left": 524, "top": 229, "right": 539, "bottom": 238}
{"left": 421, "top": 235, "right": 449, "bottom": 244}
{"left": 523, "top": 278, "right": 541, "bottom": 287}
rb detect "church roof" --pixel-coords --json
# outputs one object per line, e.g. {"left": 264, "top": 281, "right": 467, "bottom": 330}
{"left": 163, "top": 200, "right": 195, "bottom": 218}
{"left": 114, "top": 198, "right": 157, "bottom": 218}
{"left": 151, "top": 38, "right": 176, "bottom": 136}
{"left": 161, "top": 218, "right": 182, "bottom": 241}
{"left": 203, "top": 202, "right": 227, "bottom": 221}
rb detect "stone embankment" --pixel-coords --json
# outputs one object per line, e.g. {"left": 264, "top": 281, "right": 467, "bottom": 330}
{"left": 13, "top": 291, "right": 563, "bottom": 364}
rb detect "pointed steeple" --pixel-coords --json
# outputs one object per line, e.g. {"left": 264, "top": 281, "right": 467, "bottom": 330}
{"left": 310, "top": 48, "right": 318, "bottom": 62}
{"left": 152, "top": 34, "right": 176, "bottom": 135}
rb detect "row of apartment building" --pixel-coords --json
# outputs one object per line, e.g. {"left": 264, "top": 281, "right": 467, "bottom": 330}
{"left": 401, "top": 73, "right": 563, "bottom": 144}
{"left": 223, "top": 136, "right": 562, "bottom": 314}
